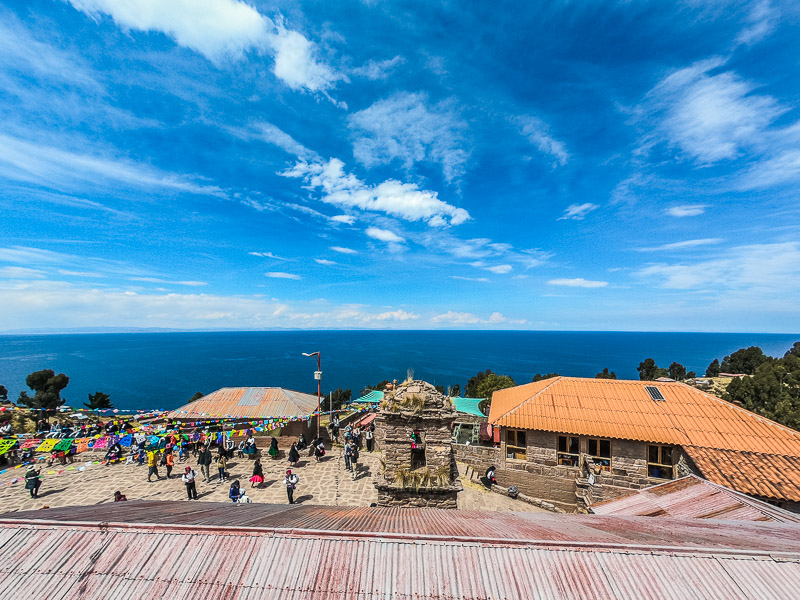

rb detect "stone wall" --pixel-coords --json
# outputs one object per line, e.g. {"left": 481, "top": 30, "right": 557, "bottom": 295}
{"left": 376, "top": 488, "right": 459, "bottom": 509}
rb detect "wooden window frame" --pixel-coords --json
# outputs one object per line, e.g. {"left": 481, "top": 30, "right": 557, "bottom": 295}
{"left": 647, "top": 444, "right": 674, "bottom": 479}
{"left": 505, "top": 429, "right": 527, "bottom": 460}
{"left": 557, "top": 435, "right": 580, "bottom": 467}
{"left": 587, "top": 438, "right": 612, "bottom": 471}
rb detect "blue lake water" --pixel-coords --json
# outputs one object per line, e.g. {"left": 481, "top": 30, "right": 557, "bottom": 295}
{"left": 0, "top": 331, "right": 797, "bottom": 411}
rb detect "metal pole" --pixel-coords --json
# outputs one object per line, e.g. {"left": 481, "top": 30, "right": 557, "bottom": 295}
{"left": 316, "top": 353, "right": 321, "bottom": 439}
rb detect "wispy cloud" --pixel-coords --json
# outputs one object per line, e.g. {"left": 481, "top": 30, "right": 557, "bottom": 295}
{"left": 0, "top": 266, "right": 46, "bottom": 279}
{"left": 129, "top": 277, "right": 207, "bottom": 286}
{"left": 266, "top": 271, "right": 301, "bottom": 280}
{"left": 249, "top": 251, "right": 290, "bottom": 261}
{"left": 225, "top": 121, "right": 319, "bottom": 161}
{"left": 470, "top": 262, "right": 512, "bottom": 274}
{"left": 366, "top": 227, "right": 405, "bottom": 244}
{"left": 271, "top": 22, "right": 345, "bottom": 95}
{"left": 558, "top": 203, "right": 598, "bottom": 221}
{"left": 450, "top": 275, "right": 489, "bottom": 282}
{"left": 514, "top": 115, "right": 568, "bottom": 166}
{"left": 348, "top": 92, "right": 468, "bottom": 182}
{"left": 282, "top": 158, "right": 470, "bottom": 226}
{"left": 666, "top": 204, "right": 706, "bottom": 217}
{"left": 329, "top": 214, "right": 355, "bottom": 225}
{"left": 637, "top": 238, "right": 723, "bottom": 252}
{"left": 330, "top": 246, "right": 357, "bottom": 255}
{"left": 735, "top": 0, "right": 780, "bottom": 46}
{"left": 350, "top": 56, "right": 405, "bottom": 80}
{"left": 315, "top": 258, "right": 337, "bottom": 266}
{"left": 0, "top": 133, "right": 224, "bottom": 197}
{"left": 430, "top": 310, "right": 525, "bottom": 325}
{"left": 547, "top": 278, "right": 608, "bottom": 288}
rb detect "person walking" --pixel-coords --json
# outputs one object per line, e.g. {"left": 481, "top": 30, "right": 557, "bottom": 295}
{"left": 198, "top": 445, "right": 212, "bottom": 482}
{"left": 350, "top": 443, "right": 360, "bottom": 480}
{"left": 268, "top": 437, "right": 279, "bottom": 459}
{"left": 250, "top": 458, "right": 263, "bottom": 488}
{"left": 225, "top": 436, "right": 235, "bottom": 459}
{"left": 24, "top": 466, "right": 41, "bottom": 499}
{"left": 147, "top": 449, "right": 161, "bottom": 482}
{"left": 165, "top": 450, "right": 175, "bottom": 479}
{"left": 216, "top": 453, "right": 227, "bottom": 483}
{"left": 344, "top": 439, "right": 353, "bottom": 472}
{"left": 182, "top": 466, "right": 198, "bottom": 500}
{"left": 365, "top": 425, "right": 374, "bottom": 452}
{"left": 282, "top": 469, "right": 299, "bottom": 504}
{"left": 288, "top": 442, "right": 300, "bottom": 467}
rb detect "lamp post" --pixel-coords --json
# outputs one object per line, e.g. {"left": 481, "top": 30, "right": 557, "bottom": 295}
{"left": 302, "top": 352, "right": 321, "bottom": 438}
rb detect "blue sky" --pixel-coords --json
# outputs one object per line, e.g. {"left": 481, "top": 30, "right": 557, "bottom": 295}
{"left": 1, "top": 0, "right": 800, "bottom": 332}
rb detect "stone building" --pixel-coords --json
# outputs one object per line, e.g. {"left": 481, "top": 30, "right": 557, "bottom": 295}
{"left": 374, "top": 380, "right": 462, "bottom": 508}
{"left": 453, "top": 376, "right": 800, "bottom": 513}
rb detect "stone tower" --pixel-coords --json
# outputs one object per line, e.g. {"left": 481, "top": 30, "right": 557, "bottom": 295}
{"left": 374, "top": 380, "right": 462, "bottom": 508}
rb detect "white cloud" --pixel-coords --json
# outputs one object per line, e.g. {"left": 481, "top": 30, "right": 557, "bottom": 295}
{"left": 430, "top": 311, "right": 480, "bottom": 324}
{"left": 515, "top": 115, "right": 568, "bottom": 166}
{"left": 271, "top": 23, "right": 344, "bottom": 93}
{"left": 641, "top": 57, "right": 785, "bottom": 165}
{"left": 282, "top": 158, "right": 470, "bottom": 226}
{"left": 366, "top": 227, "right": 405, "bottom": 244}
{"left": 351, "top": 56, "right": 404, "bottom": 80}
{"left": 329, "top": 214, "right": 355, "bottom": 225}
{"left": 249, "top": 252, "right": 290, "bottom": 260}
{"left": 738, "top": 149, "right": 800, "bottom": 190}
{"left": 0, "top": 266, "right": 46, "bottom": 279}
{"left": 129, "top": 277, "right": 207, "bottom": 286}
{"left": 666, "top": 204, "right": 706, "bottom": 217}
{"left": 57, "top": 270, "right": 105, "bottom": 278}
{"left": 266, "top": 272, "right": 301, "bottom": 280}
{"left": 736, "top": 0, "right": 779, "bottom": 46}
{"left": 330, "top": 246, "right": 357, "bottom": 255}
{"left": 0, "top": 133, "right": 224, "bottom": 197}
{"left": 636, "top": 242, "right": 800, "bottom": 291}
{"left": 450, "top": 276, "right": 489, "bottom": 282}
{"left": 226, "top": 122, "right": 318, "bottom": 161}
{"left": 637, "top": 238, "right": 723, "bottom": 252}
{"left": 67, "top": 1, "right": 342, "bottom": 95}
{"left": 547, "top": 278, "right": 609, "bottom": 288}
{"left": 348, "top": 92, "right": 468, "bottom": 182}
{"left": 67, "top": 0, "right": 271, "bottom": 63}
{"left": 484, "top": 264, "right": 512, "bottom": 274}
{"left": 558, "top": 203, "right": 598, "bottom": 221}
{"left": 315, "top": 259, "right": 337, "bottom": 266}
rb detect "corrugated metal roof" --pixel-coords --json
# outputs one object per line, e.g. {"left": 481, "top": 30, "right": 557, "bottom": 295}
{"left": 354, "top": 390, "right": 384, "bottom": 404}
{"left": 489, "top": 377, "right": 800, "bottom": 456}
{"left": 591, "top": 475, "right": 800, "bottom": 522}
{"left": 2, "top": 501, "right": 800, "bottom": 599}
{"left": 163, "top": 387, "right": 320, "bottom": 420}
{"left": 683, "top": 446, "right": 800, "bottom": 503}
{"left": 453, "top": 397, "right": 486, "bottom": 417}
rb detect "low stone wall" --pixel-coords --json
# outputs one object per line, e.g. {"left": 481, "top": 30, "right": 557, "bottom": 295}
{"left": 453, "top": 443, "right": 500, "bottom": 471}
{"left": 375, "top": 487, "right": 459, "bottom": 509}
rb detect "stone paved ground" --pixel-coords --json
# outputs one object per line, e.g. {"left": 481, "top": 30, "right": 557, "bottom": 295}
{"left": 0, "top": 447, "right": 545, "bottom": 514}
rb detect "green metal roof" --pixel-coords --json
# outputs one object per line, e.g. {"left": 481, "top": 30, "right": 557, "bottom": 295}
{"left": 453, "top": 397, "right": 486, "bottom": 417}
{"left": 354, "top": 390, "right": 384, "bottom": 404}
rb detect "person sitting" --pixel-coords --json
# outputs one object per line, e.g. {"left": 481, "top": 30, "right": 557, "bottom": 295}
{"left": 105, "top": 442, "right": 122, "bottom": 464}
{"left": 313, "top": 438, "right": 325, "bottom": 462}
{"left": 484, "top": 465, "right": 497, "bottom": 488}
{"left": 0, "top": 420, "right": 12, "bottom": 435}
{"left": 113, "top": 490, "right": 127, "bottom": 502}
{"left": 237, "top": 440, "right": 246, "bottom": 458}
{"left": 296, "top": 434, "right": 307, "bottom": 452}
{"left": 229, "top": 480, "right": 244, "bottom": 503}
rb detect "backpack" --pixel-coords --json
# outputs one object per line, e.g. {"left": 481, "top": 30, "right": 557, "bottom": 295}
{"left": 352, "top": 448, "right": 359, "bottom": 461}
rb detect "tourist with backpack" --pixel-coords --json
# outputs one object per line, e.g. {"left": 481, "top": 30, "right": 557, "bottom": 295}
{"left": 350, "top": 443, "right": 360, "bottom": 480}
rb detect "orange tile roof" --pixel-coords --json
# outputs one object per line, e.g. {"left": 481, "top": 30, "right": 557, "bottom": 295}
{"left": 163, "top": 387, "right": 320, "bottom": 420}
{"left": 683, "top": 446, "right": 800, "bottom": 503}
{"left": 489, "top": 377, "right": 800, "bottom": 455}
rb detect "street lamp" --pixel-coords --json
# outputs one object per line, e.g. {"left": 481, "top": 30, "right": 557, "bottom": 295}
{"left": 302, "top": 351, "right": 321, "bottom": 438}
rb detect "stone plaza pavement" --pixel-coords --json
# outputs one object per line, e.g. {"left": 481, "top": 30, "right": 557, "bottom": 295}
{"left": 0, "top": 445, "right": 545, "bottom": 514}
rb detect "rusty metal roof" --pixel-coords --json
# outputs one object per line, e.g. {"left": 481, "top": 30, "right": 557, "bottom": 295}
{"left": 2, "top": 501, "right": 800, "bottom": 599}
{"left": 591, "top": 475, "right": 800, "bottom": 522}
{"left": 163, "top": 387, "right": 321, "bottom": 420}
{"left": 683, "top": 446, "right": 800, "bottom": 503}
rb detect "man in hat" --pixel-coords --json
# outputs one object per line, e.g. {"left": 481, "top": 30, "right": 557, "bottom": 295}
{"left": 282, "top": 469, "right": 299, "bottom": 504}
{"left": 182, "top": 465, "right": 198, "bottom": 500}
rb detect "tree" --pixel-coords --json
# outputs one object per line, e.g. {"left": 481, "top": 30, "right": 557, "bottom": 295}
{"left": 532, "top": 373, "right": 559, "bottom": 382}
{"left": 434, "top": 385, "right": 446, "bottom": 395}
{"left": 0, "top": 384, "right": 7, "bottom": 402}
{"left": 330, "top": 388, "right": 352, "bottom": 411}
{"left": 667, "top": 362, "right": 687, "bottom": 381}
{"left": 706, "top": 359, "right": 720, "bottom": 377}
{"left": 18, "top": 369, "right": 69, "bottom": 412}
{"left": 449, "top": 384, "right": 461, "bottom": 397}
{"left": 686, "top": 371, "right": 697, "bottom": 379}
{"left": 595, "top": 368, "right": 617, "bottom": 380}
{"left": 465, "top": 370, "right": 492, "bottom": 398}
{"left": 85, "top": 391, "right": 112, "bottom": 410}
{"left": 637, "top": 358, "right": 667, "bottom": 381}
{"left": 188, "top": 392, "right": 204, "bottom": 402}
{"left": 466, "top": 370, "right": 516, "bottom": 416}
{"left": 721, "top": 346, "right": 768, "bottom": 375}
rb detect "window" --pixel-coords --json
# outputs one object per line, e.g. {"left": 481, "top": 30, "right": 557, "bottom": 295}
{"left": 647, "top": 445, "right": 674, "bottom": 479}
{"left": 506, "top": 429, "right": 527, "bottom": 460}
{"left": 557, "top": 435, "right": 580, "bottom": 467}
{"left": 587, "top": 438, "right": 612, "bottom": 471}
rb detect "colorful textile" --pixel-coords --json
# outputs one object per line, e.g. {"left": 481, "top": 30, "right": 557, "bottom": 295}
{"left": 0, "top": 439, "right": 17, "bottom": 454}
{"left": 90, "top": 436, "right": 109, "bottom": 449}
{"left": 53, "top": 439, "right": 74, "bottom": 452}
{"left": 36, "top": 439, "right": 58, "bottom": 453}
{"left": 19, "top": 439, "right": 41, "bottom": 450}
{"left": 119, "top": 435, "right": 132, "bottom": 447}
